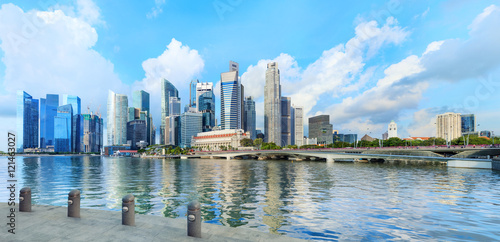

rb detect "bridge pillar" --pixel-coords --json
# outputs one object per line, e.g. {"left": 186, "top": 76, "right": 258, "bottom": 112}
{"left": 226, "top": 156, "right": 231, "bottom": 160}
{"left": 326, "top": 155, "right": 335, "bottom": 163}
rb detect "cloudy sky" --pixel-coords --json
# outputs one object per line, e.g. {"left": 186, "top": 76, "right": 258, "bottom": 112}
{"left": 1, "top": 0, "right": 500, "bottom": 150}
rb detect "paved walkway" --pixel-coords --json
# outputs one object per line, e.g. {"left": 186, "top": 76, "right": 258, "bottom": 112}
{"left": 0, "top": 203, "right": 304, "bottom": 242}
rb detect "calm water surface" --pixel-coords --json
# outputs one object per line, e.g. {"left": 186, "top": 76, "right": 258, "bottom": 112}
{"left": 1, "top": 156, "right": 500, "bottom": 241}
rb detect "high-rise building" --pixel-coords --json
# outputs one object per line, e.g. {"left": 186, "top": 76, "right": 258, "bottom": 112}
{"left": 388, "top": 120, "right": 397, "bottom": 138}
{"left": 309, "top": 115, "right": 333, "bottom": 145}
{"left": 196, "top": 83, "right": 215, "bottom": 132}
{"left": 436, "top": 112, "right": 462, "bottom": 142}
{"left": 54, "top": 104, "right": 73, "bottom": 152}
{"left": 16, "top": 91, "right": 39, "bottom": 152}
{"left": 72, "top": 114, "right": 84, "bottom": 152}
{"left": 190, "top": 79, "right": 199, "bottom": 108}
{"left": 180, "top": 111, "right": 202, "bottom": 148}
{"left": 82, "top": 114, "right": 103, "bottom": 153}
{"left": 382, "top": 132, "right": 389, "bottom": 140}
{"left": 343, "top": 134, "right": 358, "bottom": 144}
{"left": 281, "top": 97, "right": 292, "bottom": 146}
{"left": 221, "top": 61, "right": 242, "bottom": 130}
{"left": 161, "top": 79, "right": 179, "bottom": 144}
{"left": 264, "top": 62, "right": 281, "bottom": 145}
{"left": 133, "top": 90, "right": 150, "bottom": 113}
{"left": 40, "top": 94, "right": 59, "bottom": 148}
{"left": 127, "top": 119, "right": 147, "bottom": 150}
{"left": 461, "top": 114, "right": 475, "bottom": 135}
{"left": 169, "top": 97, "right": 181, "bottom": 116}
{"left": 107, "top": 90, "right": 128, "bottom": 145}
{"left": 293, "top": 106, "right": 303, "bottom": 147}
{"left": 243, "top": 96, "right": 256, "bottom": 140}
{"left": 62, "top": 94, "right": 81, "bottom": 115}
{"left": 128, "top": 107, "right": 139, "bottom": 122}
{"left": 165, "top": 115, "right": 181, "bottom": 146}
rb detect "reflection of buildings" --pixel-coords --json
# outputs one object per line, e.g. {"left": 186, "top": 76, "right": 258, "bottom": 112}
{"left": 262, "top": 162, "right": 285, "bottom": 233}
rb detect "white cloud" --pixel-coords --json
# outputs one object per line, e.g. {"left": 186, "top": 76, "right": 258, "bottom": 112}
{"left": 76, "top": 0, "right": 104, "bottom": 26}
{"left": 413, "top": 7, "right": 430, "bottom": 20}
{"left": 147, "top": 0, "right": 166, "bottom": 19}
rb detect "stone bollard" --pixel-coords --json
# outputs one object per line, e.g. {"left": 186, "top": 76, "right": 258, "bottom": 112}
{"left": 68, "top": 189, "right": 81, "bottom": 218}
{"left": 19, "top": 187, "right": 31, "bottom": 212}
{"left": 187, "top": 201, "right": 201, "bottom": 238}
{"left": 122, "top": 194, "right": 135, "bottom": 226}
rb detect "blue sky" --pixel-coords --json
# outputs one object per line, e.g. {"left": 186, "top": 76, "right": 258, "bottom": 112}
{"left": 1, "top": 0, "right": 500, "bottom": 149}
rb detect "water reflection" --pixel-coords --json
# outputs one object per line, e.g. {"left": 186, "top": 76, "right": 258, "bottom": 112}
{"left": 0, "top": 156, "right": 499, "bottom": 241}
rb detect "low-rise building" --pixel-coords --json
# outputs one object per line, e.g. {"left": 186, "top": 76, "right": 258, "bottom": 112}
{"left": 191, "top": 129, "right": 250, "bottom": 151}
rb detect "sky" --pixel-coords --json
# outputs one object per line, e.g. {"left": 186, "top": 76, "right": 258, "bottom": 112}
{"left": 1, "top": 0, "right": 500, "bottom": 150}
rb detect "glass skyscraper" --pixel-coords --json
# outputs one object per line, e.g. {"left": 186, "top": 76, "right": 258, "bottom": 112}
{"left": 133, "top": 90, "right": 150, "bottom": 113}
{"left": 54, "top": 104, "right": 73, "bottom": 152}
{"left": 196, "top": 82, "right": 215, "bottom": 132}
{"left": 264, "top": 62, "right": 281, "bottom": 145}
{"left": 461, "top": 114, "right": 475, "bottom": 135}
{"left": 243, "top": 96, "right": 256, "bottom": 140}
{"left": 281, "top": 97, "right": 292, "bottom": 146}
{"left": 180, "top": 111, "right": 202, "bottom": 148}
{"left": 16, "top": 91, "right": 39, "bottom": 152}
{"left": 221, "top": 61, "right": 242, "bottom": 130}
{"left": 82, "top": 114, "right": 103, "bottom": 153}
{"left": 161, "top": 79, "right": 179, "bottom": 144}
{"left": 40, "top": 94, "right": 59, "bottom": 148}
{"left": 107, "top": 90, "right": 128, "bottom": 145}
{"left": 62, "top": 94, "right": 81, "bottom": 115}
{"left": 190, "top": 79, "right": 199, "bottom": 108}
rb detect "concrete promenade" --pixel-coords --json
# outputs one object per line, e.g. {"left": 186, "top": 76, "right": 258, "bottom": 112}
{"left": 0, "top": 203, "right": 304, "bottom": 242}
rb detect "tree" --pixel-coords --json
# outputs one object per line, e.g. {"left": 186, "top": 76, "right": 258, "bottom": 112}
{"left": 253, "top": 138, "right": 263, "bottom": 149}
{"left": 240, "top": 138, "right": 254, "bottom": 147}
{"left": 261, "top": 142, "right": 281, "bottom": 150}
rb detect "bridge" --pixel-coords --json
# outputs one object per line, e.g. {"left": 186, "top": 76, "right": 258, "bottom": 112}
{"left": 193, "top": 147, "right": 500, "bottom": 169}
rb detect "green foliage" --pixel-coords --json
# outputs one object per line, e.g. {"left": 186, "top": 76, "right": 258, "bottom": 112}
{"left": 253, "top": 138, "right": 263, "bottom": 148}
{"left": 261, "top": 142, "right": 281, "bottom": 150}
{"left": 284, "top": 145, "right": 298, "bottom": 149}
{"left": 137, "top": 149, "right": 146, "bottom": 153}
{"left": 299, "top": 144, "right": 320, "bottom": 149}
{"left": 240, "top": 138, "right": 254, "bottom": 147}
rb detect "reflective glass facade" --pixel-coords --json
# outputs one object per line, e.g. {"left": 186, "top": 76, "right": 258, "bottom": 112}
{"left": 281, "top": 97, "right": 291, "bottom": 146}
{"left": 39, "top": 94, "right": 59, "bottom": 148}
{"left": 180, "top": 112, "right": 202, "bottom": 148}
{"left": 160, "top": 79, "right": 179, "bottom": 144}
{"left": 82, "top": 114, "right": 103, "bottom": 153}
{"left": 54, "top": 104, "right": 73, "bottom": 152}
{"left": 16, "top": 91, "right": 39, "bottom": 152}
{"left": 243, "top": 96, "right": 256, "bottom": 140}
{"left": 221, "top": 69, "right": 241, "bottom": 130}
{"left": 62, "top": 94, "right": 81, "bottom": 115}
{"left": 107, "top": 90, "right": 128, "bottom": 145}
{"left": 197, "top": 84, "right": 215, "bottom": 132}
{"left": 461, "top": 114, "right": 475, "bottom": 134}
{"left": 133, "top": 90, "right": 150, "bottom": 113}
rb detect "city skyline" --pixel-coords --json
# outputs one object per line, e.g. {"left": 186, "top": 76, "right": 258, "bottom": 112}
{"left": 1, "top": 1, "right": 500, "bottom": 150}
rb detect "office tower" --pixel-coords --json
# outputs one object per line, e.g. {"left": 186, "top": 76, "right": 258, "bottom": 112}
{"left": 382, "top": 132, "right": 389, "bottom": 140}
{"left": 165, "top": 115, "right": 181, "bottom": 146}
{"left": 190, "top": 79, "right": 199, "bottom": 108}
{"left": 241, "top": 84, "right": 245, "bottom": 132}
{"left": 281, "top": 97, "right": 291, "bottom": 146}
{"left": 16, "top": 91, "right": 39, "bottom": 152}
{"left": 180, "top": 111, "right": 203, "bottom": 148}
{"left": 309, "top": 115, "right": 333, "bottom": 145}
{"left": 293, "top": 106, "right": 303, "bottom": 147}
{"left": 461, "top": 114, "right": 475, "bottom": 135}
{"left": 160, "top": 79, "right": 179, "bottom": 144}
{"left": 127, "top": 120, "right": 147, "bottom": 150}
{"left": 54, "top": 104, "right": 73, "bottom": 152}
{"left": 343, "top": 134, "right": 358, "bottom": 144}
{"left": 107, "top": 90, "right": 128, "bottom": 145}
{"left": 62, "top": 94, "right": 81, "bottom": 115}
{"left": 221, "top": 61, "right": 242, "bottom": 130}
{"left": 196, "top": 82, "right": 215, "bottom": 132}
{"left": 388, "top": 120, "right": 398, "bottom": 138}
{"left": 128, "top": 107, "right": 140, "bottom": 122}
{"left": 39, "top": 94, "right": 59, "bottom": 148}
{"left": 437, "top": 112, "right": 462, "bottom": 142}
{"left": 133, "top": 90, "right": 150, "bottom": 113}
{"left": 264, "top": 62, "right": 281, "bottom": 145}
{"left": 243, "top": 96, "right": 256, "bottom": 140}
{"left": 169, "top": 97, "right": 181, "bottom": 116}
{"left": 82, "top": 114, "right": 103, "bottom": 153}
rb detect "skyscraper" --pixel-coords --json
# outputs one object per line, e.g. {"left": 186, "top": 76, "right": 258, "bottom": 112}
{"left": 196, "top": 82, "right": 215, "bottom": 132}
{"left": 62, "top": 94, "right": 81, "bottom": 115}
{"left": 221, "top": 61, "right": 242, "bottom": 130}
{"left": 180, "top": 111, "right": 202, "bottom": 148}
{"left": 281, "top": 97, "right": 291, "bottom": 146}
{"left": 388, "top": 121, "right": 398, "bottom": 138}
{"left": 189, "top": 79, "right": 199, "bottom": 108}
{"left": 243, "top": 96, "right": 256, "bottom": 140}
{"left": 161, "top": 79, "right": 179, "bottom": 144}
{"left": 169, "top": 97, "right": 181, "bottom": 116}
{"left": 293, "top": 106, "right": 303, "bottom": 147}
{"left": 40, "top": 94, "right": 59, "bottom": 148}
{"left": 62, "top": 94, "right": 83, "bottom": 152}
{"left": 107, "top": 90, "right": 128, "bottom": 145}
{"left": 437, "top": 112, "right": 462, "bottom": 142}
{"left": 54, "top": 104, "right": 73, "bottom": 152}
{"left": 133, "top": 90, "right": 150, "bottom": 113}
{"left": 82, "top": 113, "right": 103, "bottom": 153}
{"left": 461, "top": 114, "right": 475, "bottom": 135}
{"left": 309, "top": 115, "right": 333, "bottom": 145}
{"left": 127, "top": 120, "right": 147, "bottom": 150}
{"left": 264, "top": 62, "right": 281, "bottom": 145}
{"left": 16, "top": 91, "right": 39, "bottom": 152}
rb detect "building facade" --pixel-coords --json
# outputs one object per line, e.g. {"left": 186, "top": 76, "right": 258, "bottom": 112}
{"left": 461, "top": 114, "right": 475, "bottom": 135}
{"left": 180, "top": 111, "right": 203, "bottom": 148}
{"left": 161, "top": 79, "right": 179, "bottom": 144}
{"left": 82, "top": 114, "right": 103, "bottom": 153}
{"left": 54, "top": 104, "right": 73, "bottom": 152}
{"left": 197, "top": 82, "right": 215, "bottom": 132}
{"left": 264, "top": 62, "right": 281, "bottom": 145}
{"left": 243, "top": 96, "right": 256, "bottom": 140}
{"left": 436, "top": 112, "right": 462, "bottom": 142}
{"left": 16, "top": 91, "right": 39, "bottom": 152}
{"left": 127, "top": 119, "right": 147, "bottom": 150}
{"left": 293, "top": 106, "right": 304, "bottom": 147}
{"left": 308, "top": 115, "right": 333, "bottom": 145}
{"left": 388, "top": 120, "right": 397, "bottom": 138}
{"left": 190, "top": 79, "right": 199, "bottom": 108}
{"left": 191, "top": 129, "right": 250, "bottom": 151}
{"left": 40, "top": 94, "right": 59, "bottom": 149}
{"left": 133, "top": 90, "right": 150, "bottom": 113}
{"left": 220, "top": 61, "right": 242, "bottom": 130}
{"left": 281, "top": 97, "right": 291, "bottom": 146}
{"left": 107, "top": 90, "right": 128, "bottom": 145}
